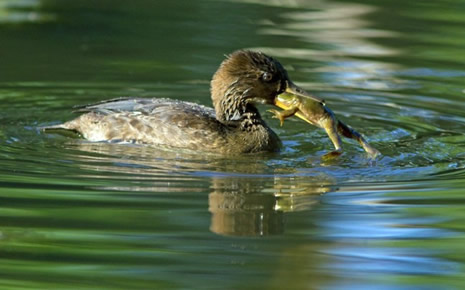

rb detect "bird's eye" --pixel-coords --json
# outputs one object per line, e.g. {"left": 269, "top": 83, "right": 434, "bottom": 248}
{"left": 261, "top": 72, "right": 273, "bottom": 82}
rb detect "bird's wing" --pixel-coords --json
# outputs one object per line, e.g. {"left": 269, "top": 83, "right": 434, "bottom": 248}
{"left": 73, "top": 97, "right": 212, "bottom": 116}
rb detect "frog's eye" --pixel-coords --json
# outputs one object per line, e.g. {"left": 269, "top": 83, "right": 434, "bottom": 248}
{"left": 261, "top": 72, "right": 273, "bottom": 82}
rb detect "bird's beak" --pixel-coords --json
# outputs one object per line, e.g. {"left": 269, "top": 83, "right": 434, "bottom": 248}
{"left": 274, "top": 81, "right": 325, "bottom": 125}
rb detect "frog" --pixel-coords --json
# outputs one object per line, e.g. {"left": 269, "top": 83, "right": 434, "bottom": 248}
{"left": 268, "top": 92, "right": 380, "bottom": 159}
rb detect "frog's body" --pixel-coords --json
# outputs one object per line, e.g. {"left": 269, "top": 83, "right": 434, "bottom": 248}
{"left": 269, "top": 92, "right": 380, "bottom": 159}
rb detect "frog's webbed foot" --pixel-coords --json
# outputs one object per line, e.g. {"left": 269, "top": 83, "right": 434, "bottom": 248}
{"left": 337, "top": 121, "right": 380, "bottom": 159}
{"left": 268, "top": 109, "right": 286, "bottom": 126}
{"left": 359, "top": 140, "right": 380, "bottom": 159}
{"left": 322, "top": 149, "right": 343, "bottom": 161}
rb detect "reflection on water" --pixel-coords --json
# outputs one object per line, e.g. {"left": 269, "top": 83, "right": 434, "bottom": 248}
{"left": 209, "top": 176, "right": 332, "bottom": 236}
{"left": 253, "top": 1, "right": 403, "bottom": 95}
{"left": 209, "top": 187, "right": 287, "bottom": 236}
{"left": 1, "top": 0, "right": 465, "bottom": 288}
{"left": 258, "top": 2, "right": 399, "bottom": 56}
{"left": 210, "top": 176, "right": 329, "bottom": 236}
{"left": 0, "top": 0, "right": 54, "bottom": 23}
{"left": 63, "top": 142, "right": 332, "bottom": 236}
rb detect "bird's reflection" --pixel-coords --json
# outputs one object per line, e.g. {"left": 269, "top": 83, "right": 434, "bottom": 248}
{"left": 209, "top": 176, "right": 332, "bottom": 236}
{"left": 64, "top": 141, "right": 335, "bottom": 236}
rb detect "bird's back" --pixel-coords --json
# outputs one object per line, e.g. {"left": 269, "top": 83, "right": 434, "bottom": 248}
{"left": 45, "top": 98, "right": 230, "bottom": 150}
{"left": 44, "top": 97, "right": 281, "bottom": 154}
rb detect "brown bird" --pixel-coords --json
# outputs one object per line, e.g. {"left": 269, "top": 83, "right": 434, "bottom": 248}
{"left": 43, "top": 50, "right": 379, "bottom": 157}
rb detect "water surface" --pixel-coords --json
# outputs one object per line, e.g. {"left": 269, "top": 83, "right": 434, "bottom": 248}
{"left": 1, "top": 0, "right": 465, "bottom": 288}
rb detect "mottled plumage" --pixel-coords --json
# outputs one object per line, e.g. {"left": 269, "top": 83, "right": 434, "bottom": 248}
{"left": 48, "top": 97, "right": 279, "bottom": 154}
{"left": 43, "top": 50, "right": 291, "bottom": 154}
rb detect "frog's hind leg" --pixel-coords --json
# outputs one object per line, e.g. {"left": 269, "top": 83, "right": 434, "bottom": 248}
{"left": 320, "top": 116, "right": 344, "bottom": 160}
{"left": 337, "top": 121, "right": 380, "bottom": 158}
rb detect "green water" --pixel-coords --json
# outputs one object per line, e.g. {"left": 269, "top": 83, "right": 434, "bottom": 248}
{"left": 1, "top": 0, "right": 465, "bottom": 288}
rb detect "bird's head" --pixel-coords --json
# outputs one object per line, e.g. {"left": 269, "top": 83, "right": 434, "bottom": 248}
{"left": 211, "top": 50, "right": 321, "bottom": 124}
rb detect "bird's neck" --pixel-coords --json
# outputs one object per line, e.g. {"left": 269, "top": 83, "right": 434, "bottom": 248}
{"left": 211, "top": 77, "right": 259, "bottom": 123}
{"left": 213, "top": 91, "right": 265, "bottom": 129}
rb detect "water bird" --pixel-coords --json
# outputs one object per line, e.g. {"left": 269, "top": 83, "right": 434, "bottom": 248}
{"left": 43, "top": 50, "right": 379, "bottom": 157}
